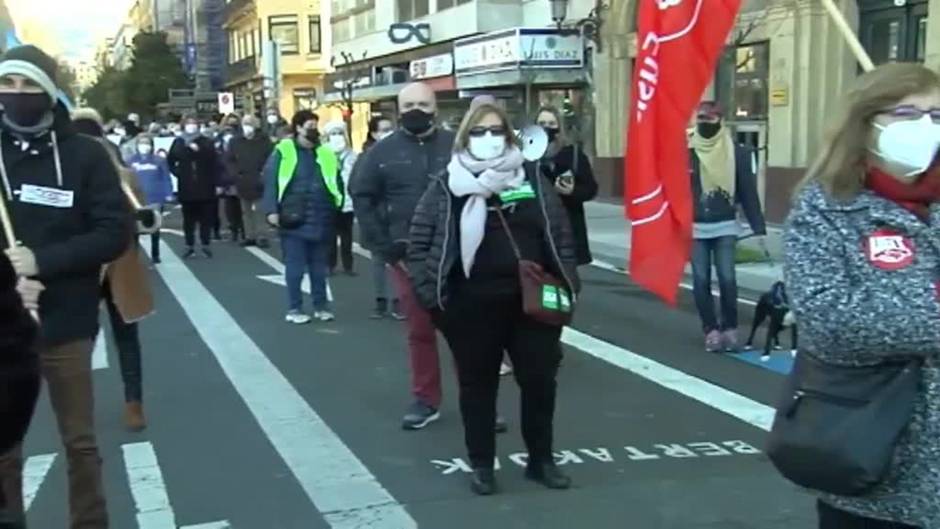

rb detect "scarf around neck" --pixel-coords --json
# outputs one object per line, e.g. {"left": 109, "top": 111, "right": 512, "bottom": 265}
{"left": 447, "top": 147, "right": 526, "bottom": 277}
{"left": 691, "top": 127, "right": 736, "bottom": 199}
{"left": 867, "top": 164, "right": 940, "bottom": 220}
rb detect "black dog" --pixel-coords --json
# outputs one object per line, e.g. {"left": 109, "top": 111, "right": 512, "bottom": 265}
{"left": 745, "top": 281, "right": 797, "bottom": 359}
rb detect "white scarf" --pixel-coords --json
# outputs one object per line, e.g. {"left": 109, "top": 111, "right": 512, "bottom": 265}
{"left": 447, "top": 148, "right": 526, "bottom": 277}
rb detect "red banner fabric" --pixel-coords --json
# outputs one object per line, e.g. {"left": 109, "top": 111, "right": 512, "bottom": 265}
{"left": 625, "top": 0, "right": 742, "bottom": 305}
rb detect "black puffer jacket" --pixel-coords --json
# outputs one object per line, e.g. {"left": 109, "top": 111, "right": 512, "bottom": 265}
{"left": 0, "top": 105, "right": 133, "bottom": 346}
{"left": 350, "top": 128, "right": 455, "bottom": 263}
{"left": 167, "top": 135, "right": 220, "bottom": 202}
{"left": 226, "top": 133, "right": 273, "bottom": 201}
{"left": 541, "top": 144, "right": 597, "bottom": 265}
{"left": 0, "top": 254, "right": 39, "bottom": 456}
{"left": 407, "top": 162, "right": 580, "bottom": 312}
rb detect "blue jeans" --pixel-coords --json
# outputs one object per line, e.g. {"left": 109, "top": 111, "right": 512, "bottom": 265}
{"left": 281, "top": 235, "right": 329, "bottom": 312}
{"left": 691, "top": 236, "right": 738, "bottom": 333}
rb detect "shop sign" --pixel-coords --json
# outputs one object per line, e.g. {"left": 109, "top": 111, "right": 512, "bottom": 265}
{"left": 454, "top": 28, "right": 584, "bottom": 76}
{"left": 771, "top": 87, "right": 789, "bottom": 106}
{"left": 410, "top": 53, "right": 454, "bottom": 80}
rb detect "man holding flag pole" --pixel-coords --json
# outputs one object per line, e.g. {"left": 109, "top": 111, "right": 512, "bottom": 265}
{"left": 0, "top": 44, "right": 131, "bottom": 529}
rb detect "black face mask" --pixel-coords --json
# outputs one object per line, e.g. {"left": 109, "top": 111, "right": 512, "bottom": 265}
{"left": 304, "top": 128, "right": 320, "bottom": 145}
{"left": 0, "top": 93, "right": 53, "bottom": 128}
{"left": 543, "top": 127, "right": 560, "bottom": 143}
{"left": 697, "top": 121, "right": 721, "bottom": 139}
{"left": 400, "top": 109, "right": 434, "bottom": 136}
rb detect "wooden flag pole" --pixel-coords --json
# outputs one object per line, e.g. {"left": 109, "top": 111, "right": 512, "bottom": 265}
{"left": 819, "top": 0, "right": 876, "bottom": 72}
{"left": 1, "top": 191, "right": 40, "bottom": 321}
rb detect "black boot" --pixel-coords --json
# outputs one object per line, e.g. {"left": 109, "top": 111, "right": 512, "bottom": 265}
{"left": 525, "top": 462, "right": 571, "bottom": 490}
{"left": 470, "top": 468, "right": 497, "bottom": 496}
{"left": 370, "top": 298, "right": 388, "bottom": 320}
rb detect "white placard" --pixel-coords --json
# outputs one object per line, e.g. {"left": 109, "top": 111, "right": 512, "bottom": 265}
{"left": 218, "top": 92, "right": 235, "bottom": 115}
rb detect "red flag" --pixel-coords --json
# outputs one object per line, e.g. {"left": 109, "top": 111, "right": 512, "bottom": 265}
{"left": 625, "top": 0, "right": 741, "bottom": 305}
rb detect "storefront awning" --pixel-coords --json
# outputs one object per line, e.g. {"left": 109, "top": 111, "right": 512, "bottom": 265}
{"left": 321, "top": 76, "right": 456, "bottom": 104}
{"left": 455, "top": 68, "right": 586, "bottom": 90}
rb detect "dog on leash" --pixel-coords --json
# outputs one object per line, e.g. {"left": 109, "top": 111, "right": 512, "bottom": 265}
{"left": 745, "top": 281, "right": 797, "bottom": 360}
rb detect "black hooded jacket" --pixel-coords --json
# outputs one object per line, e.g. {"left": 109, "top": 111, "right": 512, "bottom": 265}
{"left": 0, "top": 105, "right": 133, "bottom": 345}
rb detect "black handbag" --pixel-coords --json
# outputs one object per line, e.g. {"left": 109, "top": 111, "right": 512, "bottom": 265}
{"left": 766, "top": 352, "right": 921, "bottom": 496}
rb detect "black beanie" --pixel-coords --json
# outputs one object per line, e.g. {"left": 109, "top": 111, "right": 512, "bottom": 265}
{"left": 0, "top": 45, "right": 59, "bottom": 102}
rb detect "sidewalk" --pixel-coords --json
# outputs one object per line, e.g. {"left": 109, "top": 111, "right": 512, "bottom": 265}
{"left": 584, "top": 201, "right": 783, "bottom": 297}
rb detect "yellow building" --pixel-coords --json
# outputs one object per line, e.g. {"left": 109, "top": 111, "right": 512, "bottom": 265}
{"left": 129, "top": 0, "right": 155, "bottom": 33}
{"left": 223, "top": 0, "right": 327, "bottom": 118}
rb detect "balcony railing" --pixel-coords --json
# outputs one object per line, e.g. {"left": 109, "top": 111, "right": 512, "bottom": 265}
{"left": 224, "top": 56, "right": 259, "bottom": 86}
{"left": 223, "top": 0, "right": 255, "bottom": 24}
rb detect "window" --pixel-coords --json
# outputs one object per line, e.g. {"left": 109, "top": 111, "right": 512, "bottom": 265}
{"left": 353, "top": 10, "right": 375, "bottom": 36}
{"left": 716, "top": 41, "right": 769, "bottom": 120}
{"left": 436, "top": 0, "right": 470, "bottom": 11}
{"left": 269, "top": 15, "right": 299, "bottom": 54}
{"left": 334, "top": 18, "right": 351, "bottom": 43}
{"left": 914, "top": 15, "right": 927, "bottom": 63}
{"left": 397, "top": 0, "right": 429, "bottom": 21}
{"left": 309, "top": 16, "right": 322, "bottom": 53}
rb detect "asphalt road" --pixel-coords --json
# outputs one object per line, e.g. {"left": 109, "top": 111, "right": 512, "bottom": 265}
{"left": 20, "top": 212, "right": 814, "bottom": 529}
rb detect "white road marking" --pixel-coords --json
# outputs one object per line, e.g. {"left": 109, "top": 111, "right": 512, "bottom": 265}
{"left": 147, "top": 241, "right": 416, "bottom": 528}
{"left": 589, "top": 258, "right": 758, "bottom": 307}
{"left": 122, "top": 442, "right": 176, "bottom": 529}
{"left": 180, "top": 522, "right": 231, "bottom": 529}
{"left": 245, "top": 246, "right": 333, "bottom": 302}
{"left": 23, "top": 453, "right": 56, "bottom": 511}
{"left": 561, "top": 327, "right": 774, "bottom": 431}
{"left": 92, "top": 329, "right": 109, "bottom": 370}
{"left": 257, "top": 273, "right": 310, "bottom": 294}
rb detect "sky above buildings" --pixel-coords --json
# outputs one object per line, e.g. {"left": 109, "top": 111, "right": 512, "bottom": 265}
{"left": 6, "top": 0, "right": 133, "bottom": 61}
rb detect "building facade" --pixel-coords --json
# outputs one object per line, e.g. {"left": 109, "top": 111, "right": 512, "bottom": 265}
{"left": 223, "top": 0, "right": 327, "bottom": 118}
{"left": 110, "top": 23, "right": 138, "bottom": 71}
{"left": 322, "top": 0, "right": 597, "bottom": 149}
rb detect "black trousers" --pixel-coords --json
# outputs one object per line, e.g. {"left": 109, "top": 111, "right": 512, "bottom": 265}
{"left": 435, "top": 285, "right": 562, "bottom": 469}
{"left": 223, "top": 196, "right": 244, "bottom": 239}
{"left": 102, "top": 282, "right": 142, "bottom": 403}
{"left": 330, "top": 211, "right": 354, "bottom": 272}
{"left": 181, "top": 200, "right": 214, "bottom": 247}
{"left": 818, "top": 501, "right": 919, "bottom": 529}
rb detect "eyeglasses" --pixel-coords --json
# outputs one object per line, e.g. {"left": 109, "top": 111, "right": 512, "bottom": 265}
{"left": 878, "top": 105, "right": 940, "bottom": 123}
{"left": 468, "top": 126, "right": 507, "bottom": 138}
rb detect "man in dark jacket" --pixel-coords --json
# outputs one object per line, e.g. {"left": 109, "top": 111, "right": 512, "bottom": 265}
{"left": 0, "top": 254, "right": 40, "bottom": 529}
{"left": 0, "top": 45, "right": 132, "bottom": 529}
{"left": 351, "top": 82, "right": 456, "bottom": 430}
{"left": 689, "top": 102, "right": 766, "bottom": 353}
{"left": 168, "top": 114, "right": 220, "bottom": 258}
{"left": 226, "top": 114, "right": 273, "bottom": 248}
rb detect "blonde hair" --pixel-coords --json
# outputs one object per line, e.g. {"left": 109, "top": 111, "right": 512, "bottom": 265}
{"left": 805, "top": 63, "right": 940, "bottom": 199}
{"left": 453, "top": 103, "right": 520, "bottom": 153}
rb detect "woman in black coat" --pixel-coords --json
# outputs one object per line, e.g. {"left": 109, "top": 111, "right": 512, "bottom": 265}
{"left": 535, "top": 106, "right": 598, "bottom": 266}
{"left": 0, "top": 253, "right": 40, "bottom": 528}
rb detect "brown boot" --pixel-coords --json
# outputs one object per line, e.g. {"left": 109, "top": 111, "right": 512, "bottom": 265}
{"left": 124, "top": 401, "right": 146, "bottom": 432}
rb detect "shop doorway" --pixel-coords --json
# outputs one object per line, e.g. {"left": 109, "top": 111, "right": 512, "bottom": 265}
{"left": 859, "top": 0, "right": 929, "bottom": 64}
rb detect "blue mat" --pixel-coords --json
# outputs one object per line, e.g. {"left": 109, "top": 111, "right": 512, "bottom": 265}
{"left": 729, "top": 348, "right": 795, "bottom": 375}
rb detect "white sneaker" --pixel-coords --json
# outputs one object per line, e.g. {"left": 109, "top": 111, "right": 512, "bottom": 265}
{"left": 500, "top": 362, "right": 513, "bottom": 376}
{"left": 314, "top": 311, "right": 335, "bottom": 322}
{"left": 285, "top": 311, "right": 312, "bottom": 324}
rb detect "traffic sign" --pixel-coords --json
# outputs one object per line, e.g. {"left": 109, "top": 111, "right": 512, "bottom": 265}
{"left": 218, "top": 92, "right": 235, "bottom": 115}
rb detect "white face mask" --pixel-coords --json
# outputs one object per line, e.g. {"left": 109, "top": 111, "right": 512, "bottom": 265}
{"left": 184, "top": 123, "right": 199, "bottom": 135}
{"left": 873, "top": 115, "right": 940, "bottom": 177}
{"left": 266, "top": 115, "right": 278, "bottom": 125}
{"left": 242, "top": 125, "right": 255, "bottom": 137}
{"left": 468, "top": 132, "right": 507, "bottom": 161}
{"left": 328, "top": 134, "right": 347, "bottom": 153}
{"left": 138, "top": 144, "right": 153, "bottom": 155}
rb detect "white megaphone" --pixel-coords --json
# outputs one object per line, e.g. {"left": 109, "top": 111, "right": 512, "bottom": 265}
{"left": 516, "top": 125, "right": 549, "bottom": 162}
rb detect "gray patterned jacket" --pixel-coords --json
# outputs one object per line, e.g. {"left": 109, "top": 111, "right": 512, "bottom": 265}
{"left": 784, "top": 182, "right": 940, "bottom": 527}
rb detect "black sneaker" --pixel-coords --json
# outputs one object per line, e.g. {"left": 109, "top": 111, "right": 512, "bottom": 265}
{"left": 202, "top": 248, "right": 213, "bottom": 259}
{"left": 470, "top": 468, "right": 497, "bottom": 496}
{"left": 152, "top": 256, "right": 162, "bottom": 264}
{"left": 182, "top": 247, "right": 196, "bottom": 259}
{"left": 525, "top": 462, "right": 571, "bottom": 490}
{"left": 402, "top": 401, "right": 440, "bottom": 430}
{"left": 239, "top": 239, "right": 257, "bottom": 248}
{"left": 370, "top": 298, "right": 388, "bottom": 320}
{"left": 257, "top": 239, "right": 270, "bottom": 249}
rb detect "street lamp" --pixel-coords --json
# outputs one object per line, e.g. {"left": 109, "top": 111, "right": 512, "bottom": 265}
{"left": 550, "top": 0, "right": 568, "bottom": 27}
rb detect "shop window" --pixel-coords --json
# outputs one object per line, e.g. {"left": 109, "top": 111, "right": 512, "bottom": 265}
{"left": 294, "top": 88, "right": 317, "bottom": 111}
{"left": 309, "top": 16, "right": 322, "bottom": 53}
{"left": 269, "top": 15, "right": 299, "bottom": 54}
{"left": 398, "top": 0, "right": 429, "bottom": 22}
{"left": 860, "top": 2, "right": 928, "bottom": 65}
{"left": 717, "top": 41, "right": 769, "bottom": 121}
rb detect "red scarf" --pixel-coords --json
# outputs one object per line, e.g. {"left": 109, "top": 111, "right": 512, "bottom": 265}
{"left": 866, "top": 164, "right": 940, "bottom": 220}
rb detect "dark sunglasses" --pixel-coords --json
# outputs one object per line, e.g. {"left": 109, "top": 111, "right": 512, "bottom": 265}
{"left": 468, "top": 126, "right": 507, "bottom": 138}
{"left": 878, "top": 105, "right": 940, "bottom": 123}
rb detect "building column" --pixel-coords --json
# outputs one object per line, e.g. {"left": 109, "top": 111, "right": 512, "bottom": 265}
{"left": 762, "top": 0, "right": 857, "bottom": 222}
{"left": 591, "top": 0, "right": 634, "bottom": 198}
{"left": 927, "top": 0, "right": 940, "bottom": 71}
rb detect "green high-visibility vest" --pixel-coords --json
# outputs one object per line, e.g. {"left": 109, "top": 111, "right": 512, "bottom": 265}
{"left": 275, "top": 139, "right": 342, "bottom": 207}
